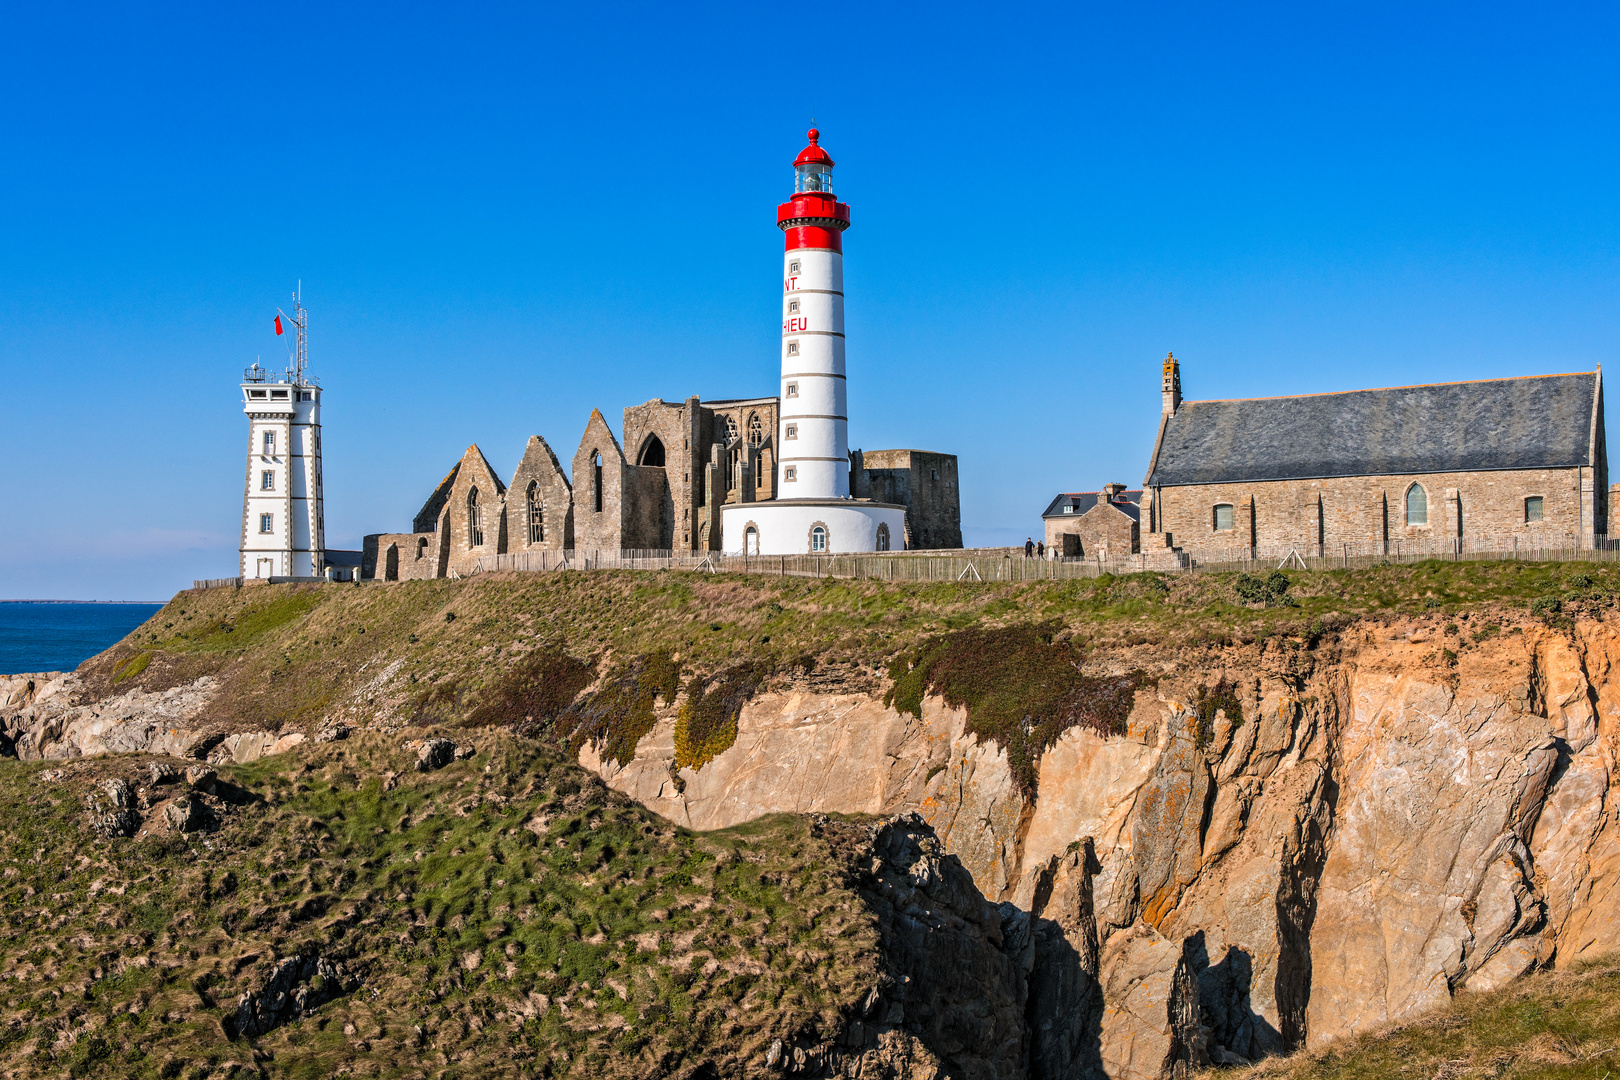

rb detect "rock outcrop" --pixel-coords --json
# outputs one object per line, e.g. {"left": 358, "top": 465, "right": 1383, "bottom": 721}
{"left": 581, "top": 616, "right": 1620, "bottom": 1077}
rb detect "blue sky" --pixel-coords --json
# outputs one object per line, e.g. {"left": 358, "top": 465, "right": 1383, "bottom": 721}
{"left": 2, "top": 3, "right": 1616, "bottom": 600}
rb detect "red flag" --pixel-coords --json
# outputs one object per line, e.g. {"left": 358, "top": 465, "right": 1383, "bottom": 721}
{"left": 274, "top": 315, "right": 283, "bottom": 335}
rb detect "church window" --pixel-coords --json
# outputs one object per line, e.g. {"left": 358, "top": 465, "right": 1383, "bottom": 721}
{"left": 527, "top": 481, "right": 544, "bottom": 543}
{"left": 786, "top": 382, "right": 799, "bottom": 398}
{"left": 745, "top": 526, "right": 760, "bottom": 555}
{"left": 639, "top": 434, "right": 666, "bottom": 466}
{"left": 259, "top": 513, "right": 273, "bottom": 534}
{"left": 785, "top": 466, "right": 798, "bottom": 482}
{"left": 788, "top": 299, "right": 800, "bottom": 314}
{"left": 263, "top": 430, "right": 276, "bottom": 455}
{"left": 1525, "top": 496, "right": 1544, "bottom": 522}
{"left": 261, "top": 470, "right": 274, "bottom": 491}
{"left": 1405, "top": 484, "right": 1428, "bottom": 526}
{"left": 748, "top": 413, "right": 763, "bottom": 446}
{"left": 726, "top": 416, "right": 739, "bottom": 442}
{"left": 468, "top": 488, "right": 484, "bottom": 547}
{"left": 1213, "top": 504, "right": 1234, "bottom": 531}
{"left": 876, "top": 523, "right": 891, "bottom": 551}
{"left": 592, "top": 452, "right": 603, "bottom": 513}
{"left": 787, "top": 341, "right": 799, "bottom": 356}
{"left": 810, "top": 525, "right": 828, "bottom": 552}
{"left": 785, "top": 424, "right": 798, "bottom": 439}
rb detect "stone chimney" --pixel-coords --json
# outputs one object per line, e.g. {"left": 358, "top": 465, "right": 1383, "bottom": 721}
{"left": 1101, "top": 483, "right": 1126, "bottom": 503}
{"left": 1161, "top": 352, "right": 1182, "bottom": 417}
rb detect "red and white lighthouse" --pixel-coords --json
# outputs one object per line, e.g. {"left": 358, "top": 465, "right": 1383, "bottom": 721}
{"left": 776, "top": 128, "right": 852, "bottom": 499}
{"left": 722, "top": 128, "right": 905, "bottom": 555}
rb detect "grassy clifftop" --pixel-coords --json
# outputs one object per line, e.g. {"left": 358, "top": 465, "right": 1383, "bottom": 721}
{"left": 0, "top": 733, "right": 880, "bottom": 1079}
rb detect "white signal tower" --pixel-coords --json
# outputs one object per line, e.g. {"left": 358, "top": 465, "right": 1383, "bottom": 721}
{"left": 239, "top": 285, "right": 327, "bottom": 579}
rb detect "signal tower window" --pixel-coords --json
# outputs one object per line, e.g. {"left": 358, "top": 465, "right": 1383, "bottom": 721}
{"left": 259, "top": 513, "right": 273, "bottom": 534}
{"left": 261, "top": 470, "right": 274, "bottom": 491}
{"left": 263, "top": 430, "right": 276, "bottom": 455}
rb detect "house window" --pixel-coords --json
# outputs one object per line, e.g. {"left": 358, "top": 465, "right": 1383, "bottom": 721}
{"left": 789, "top": 260, "right": 800, "bottom": 274}
{"left": 876, "top": 523, "right": 891, "bottom": 551}
{"left": 745, "top": 526, "right": 760, "bottom": 555}
{"left": 786, "top": 382, "right": 799, "bottom": 398}
{"left": 527, "top": 481, "right": 544, "bottom": 543}
{"left": 788, "top": 299, "right": 800, "bottom": 314}
{"left": 810, "top": 525, "right": 828, "bottom": 552}
{"left": 1213, "top": 504, "right": 1234, "bottom": 531}
{"left": 1406, "top": 484, "right": 1428, "bottom": 526}
{"left": 468, "top": 487, "right": 483, "bottom": 547}
{"left": 1525, "top": 496, "right": 1544, "bottom": 522}
{"left": 263, "top": 430, "right": 276, "bottom": 455}
{"left": 785, "top": 424, "right": 798, "bottom": 440}
{"left": 259, "top": 513, "right": 273, "bottom": 534}
{"left": 785, "top": 466, "right": 798, "bottom": 482}
{"left": 787, "top": 341, "right": 799, "bottom": 356}
{"left": 261, "top": 470, "right": 274, "bottom": 491}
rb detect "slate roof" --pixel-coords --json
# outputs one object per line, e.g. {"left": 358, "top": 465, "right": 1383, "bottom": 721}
{"left": 1042, "top": 490, "right": 1143, "bottom": 519}
{"left": 1146, "top": 372, "right": 1602, "bottom": 488}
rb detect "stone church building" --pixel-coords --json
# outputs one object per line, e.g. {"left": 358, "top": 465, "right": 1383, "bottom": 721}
{"left": 363, "top": 394, "right": 960, "bottom": 579}
{"left": 1138, "top": 355, "right": 1608, "bottom": 561}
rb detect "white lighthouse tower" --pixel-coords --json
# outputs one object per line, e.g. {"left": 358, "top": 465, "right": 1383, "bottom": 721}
{"left": 239, "top": 288, "right": 326, "bottom": 580}
{"left": 721, "top": 129, "right": 905, "bottom": 555}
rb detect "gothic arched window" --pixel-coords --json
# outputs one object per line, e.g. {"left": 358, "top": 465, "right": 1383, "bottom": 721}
{"left": 527, "top": 481, "right": 544, "bottom": 544}
{"left": 639, "top": 435, "right": 666, "bottom": 467}
{"left": 467, "top": 487, "right": 483, "bottom": 547}
{"left": 748, "top": 413, "right": 763, "bottom": 446}
{"left": 1405, "top": 483, "right": 1428, "bottom": 526}
{"left": 592, "top": 452, "right": 603, "bottom": 513}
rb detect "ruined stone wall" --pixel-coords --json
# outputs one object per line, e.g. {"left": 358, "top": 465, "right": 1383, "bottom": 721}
{"left": 623, "top": 399, "right": 704, "bottom": 550}
{"left": 361, "top": 532, "right": 440, "bottom": 581}
{"left": 1049, "top": 501, "right": 1138, "bottom": 558}
{"left": 439, "top": 447, "right": 507, "bottom": 575}
{"left": 1152, "top": 466, "right": 1601, "bottom": 559}
{"left": 857, "top": 450, "right": 963, "bottom": 550}
{"left": 571, "top": 411, "right": 628, "bottom": 553}
{"left": 507, "top": 436, "right": 574, "bottom": 552}
{"left": 621, "top": 466, "right": 672, "bottom": 549}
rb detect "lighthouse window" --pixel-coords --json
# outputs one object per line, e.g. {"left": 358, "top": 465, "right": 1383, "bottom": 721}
{"left": 789, "top": 260, "right": 800, "bottom": 274}
{"left": 786, "top": 382, "right": 799, "bottom": 398}
{"left": 261, "top": 470, "right": 275, "bottom": 491}
{"left": 785, "top": 466, "right": 798, "bottom": 482}
{"left": 259, "top": 513, "right": 274, "bottom": 534}
{"left": 788, "top": 300, "right": 800, "bottom": 314}
{"left": 785, "top": 424, "right": 798, "bottom": 440}
{"left": 810, "top": 525, "right": 828, "bottom": 552}
{"left": 787, "top": 342, "right": 799, "bottom": 356}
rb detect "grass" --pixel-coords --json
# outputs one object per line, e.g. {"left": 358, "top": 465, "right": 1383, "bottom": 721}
{"left": 1241, "top": 960, "right": 1620, "bottom": 1080}
{"left": 0, "top": 734, "right": 884, "bottom": 1079}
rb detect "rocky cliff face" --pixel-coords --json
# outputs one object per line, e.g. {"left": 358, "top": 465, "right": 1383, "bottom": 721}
{"left": 583, "top": 615, "right": 1620, "bottom": 1077}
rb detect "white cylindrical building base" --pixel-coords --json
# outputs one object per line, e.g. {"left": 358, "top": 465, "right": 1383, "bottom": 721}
{"left": 721, "top": 500, "right": 906, "bottom": 556}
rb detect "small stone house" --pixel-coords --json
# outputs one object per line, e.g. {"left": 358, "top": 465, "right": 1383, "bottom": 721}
{"left": 1042, "top": 486, "right": 1142, "bottom": 558}
{"left": 1142, "top": 356, "right": 1608, "bottom": 560}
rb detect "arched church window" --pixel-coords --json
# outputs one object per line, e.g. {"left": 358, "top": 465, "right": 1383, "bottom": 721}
{"left": 592, "top": 452, "right": 603, "bottom": 513}
{"left": 726, "top": 415, "right": 739, "bottom": 442}
{"left": 468, "top": 487, "right": 483, "bottom": 547}
{"left": 527, "top": 481, "right": 544, "bottom": 544}
{"left": 639, "top": 435, "right": 666, "bottom": 467}
{"left": 1406, "top": 484, "right": 1428, "bottom": 526}
{"left": 810, "top": 525, "right": 828, "bottom": 553}
{"left": 876, "top": 523, "right": 891, "bottom": 552}
{"left": 748, "top": 413, "right": 763, "bottom": 446}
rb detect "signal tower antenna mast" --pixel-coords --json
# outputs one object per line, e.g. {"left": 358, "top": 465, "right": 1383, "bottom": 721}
{"left": 278, "top": 281, "right": 310, "bottom": 386}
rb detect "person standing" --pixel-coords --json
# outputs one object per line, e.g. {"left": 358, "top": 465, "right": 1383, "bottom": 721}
{"left": 1024, "top": 538, "right": 1035, "bottom": 558}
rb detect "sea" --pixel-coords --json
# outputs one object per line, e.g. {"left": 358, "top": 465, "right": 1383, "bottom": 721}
{"left": 0, "top": 601, "right": 164, "bottom": 676}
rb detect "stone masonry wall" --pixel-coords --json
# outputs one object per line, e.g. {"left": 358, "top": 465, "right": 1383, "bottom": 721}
{"left": 572, "top": 410, "right": 629, "bottom": 553}
{"left": 1151, "top": 465, "right": 1601, "bottom": 559}
{"left": 440, "top": 445, "right": 507, "bottom": 576}
{"left": 507, "top": 435, "right": 574, "bottom": 552}
{"left": 858, "top": 450, "right": 963, "bottom": 550}
{"left": 362, "top": 532, "right": 440, "bottom": 581}
{"left": 1050, "top": 500, "right": 1138, "bottom": 558}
